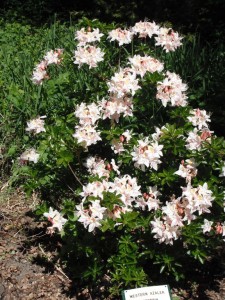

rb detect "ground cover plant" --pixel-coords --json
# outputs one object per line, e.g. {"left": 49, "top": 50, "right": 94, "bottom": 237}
{"left": 1, "top": 18, "right": 225, "bottom": 298}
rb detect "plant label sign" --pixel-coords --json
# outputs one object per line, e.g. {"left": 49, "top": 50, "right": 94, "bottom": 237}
{"left": 122, "top": 285, "right": 172, "bottom": 300}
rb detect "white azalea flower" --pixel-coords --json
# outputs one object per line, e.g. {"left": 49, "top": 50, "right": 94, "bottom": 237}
{"left": 74, "top": 45, "right": 104, "bottom": 68}
{"left": 201, "top": 219, "right": 213, "bottom": 234}
{"left": 26, "top": 116, "right": 46, "bottom": 134}
{"left": 19, "top": 149, "right": 40, "bottom": 164}
{"left": 108, "top": 28, "right": 134, "bottom": 46}
{"left": 44, "top": 207, "right": 67, "bottom": 232}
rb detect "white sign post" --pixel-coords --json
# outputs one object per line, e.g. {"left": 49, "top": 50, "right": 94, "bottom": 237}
{"left": 122, "top": 285, "right": 172, "bottom": 300}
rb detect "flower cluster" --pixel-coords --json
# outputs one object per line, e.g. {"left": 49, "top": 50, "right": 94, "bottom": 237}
{"left": 99, "top": 95, "right": 133, "bottom": 122}
{"left": 151, "top": 182, "right": 214, "bottom": 244}
{"left": 156, "top": 71, "right": 188, "bottom": 107}
{"left": 185, "top": 108, "right": 213, "bottom": 151}
{"left": 44, "top": 207, "right": 67, "bottom": 234}
{"left": 32, "top": 49, "right": 63, "bottom": 85}
{"left": 181, "top": 183, "right": 214, "bottom": 216}
{"left": 19, "top": 148, "right": 40, "bottom": 164}
{"left": 18, "top": 116, "right": 46, "bottom": 164}
{"left": 74, "top": 27, "right": 104, "bottom": 68}
{"left": 107, "top": 68, "right": 141, "bottom": 98}
{"left": 74, "top": 44, "right": 104, "bottom": 68}
{"left": 76, "top": 200, "right": 107, "bottom": 232}
{"left": 185, "top": 127, "right": 213, "bottom": 151}
{"left": 108, "top": 21, "right": 182, "bottom": 53}
{"left": 135, "top": 186, "right": 161, "bottom": 211}
{"left": 128, "top": 55, "right": 164, "bottom": 78}
{"left": 108, "top": 28, "right": 134, "bottom": 46}
{"left": 26, "top": 116, "right": 46, "bottom": 135}
{"left": 132, "top": 21, "right": 159, "bottom": 38}
{"left": 131, "top": 138, "right": 163, "bottom": 171}
{"left": 174, "top": 158, "right": 198, "bottom": 183}
{"left": 201, "top": 219, "right": 225, "bottom": 241}
{"left": 75, "top": 27, "right": 104, "bottom": 46}
{"left": 75, "top": 174, "right": 142, "bottom": 231}
{"left": 73, "top": 102, "right": 102, "bottom": 147}
{"left": 155, "top": 27, "right": 183, "bottom": 52}
{"left": 187, "top": 108, "right": 211, "bottom": 130}
{"left": 85, "top": 156, "right": 120, "bottom": 178}
{"left": 111, "top": 130, "right": 132, "bottom": 154}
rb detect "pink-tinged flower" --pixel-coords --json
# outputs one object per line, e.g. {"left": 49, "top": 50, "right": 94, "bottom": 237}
{"left": 84, "top": 156, "right": 110, "bottom": 178}
{"left": 99, "top": 95, "right": 133, "bottom": 122}
{"left": 200, "top": 128, "right": 213, "bottom": 141}
{"left": 111, "top": 139, "right": 125, "bottom": 154}
{"left": 185, "top": 128, "right": 213, "bottom": 151}
{"left": 132, "top": 21, "right": 160, "bottom": 38}
{"left": 109, "top": 175, "right": 141, "bottom": 208}
{"left": 135, "top": 186, "right": 161, "bottom": 211}
{"left": 175, "top": 197, "right": 196, "bottom": 225}
{"left": 187, "top": 108, "right": 211, "bottom": 130}
{"left": 162, "top": 200, "right": 184, "bottom": 227}
{"left": 26, "top": 116, "right": 46, "bottom": 134}
{"left": 156, "top": 71, "right": 188, "bottom": 107}
{"left": 76, "top": 211, "right": 102, "bottom": 232}
{"left": 122, "top": 129, "right": 132, "bottom": 142}
{"left": 111, "top": 129, "right": 132, "bottom": 153}
{"left": 107, "top": 205, "right": 127, "bottom": 220}
{"left": 44, "top": 49, "right": 63, "bottom": 65}
{"left": 128, "top": 55, "right": 164, "bottom": 77}
{"left": 31, "top": 49, "right": 63, "bottom": 85}
{"left": 214, "top": 222, "right": 225, "bottom": 238}
{"left": 89, "top": 200, "right": 107, "bottom": 219}
{"left": 185, "top": 128, "right": 202, "bottom": 150}
{"left": 151, "top": 125, "right": 168, "bottom": 141}
{"left": 108, "top": 28, "right": 134, "bottom": 46}
{"left": 74, "top": 45, "right": 104, "bottom": 68}
{"left": 151, "top": 217, "right": 181, "bottom": 245}
{"left": 75, "top": 201, "right": 105, "bottom": 232}
{"left": 181, "top": 182, "right": 214, "bottom": 215}
{"left": 131, "top": 138, "right": 163, "bottom": 171}
{"left": 75, "top": 27, "right": 104, "bottom": 46}
{"left": 74, "top": 102, "right": 101, "bottom": 125}
{"left": 73, "top": 124, "right": 101, "bottom": 147}
{"left": 174, "top": 158, "right": 198, "bottom": 183}
{"left": 201, "top": 219, "right": 213, "bottom": 234}
{"left": 43, "top": 207, "right": 67, "bottom": 232}
{"left": 19, "top": 149, "right": 40, "bottom": 164}
{"left": 31, "top": 60, "right": 48, "bottom": 85}
{"left": 80, "top": 180, "right": 109, "bottom": 200}
{"left": 155, "top": 27, "right": 183, "bottom": 52}
{"left": 107, "top": 68, "right": 140, "bottom": 98}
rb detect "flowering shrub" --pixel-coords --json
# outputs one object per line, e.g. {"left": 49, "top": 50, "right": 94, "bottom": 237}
{"left": 16, "top": 18, "right": 225, "bottom": 295}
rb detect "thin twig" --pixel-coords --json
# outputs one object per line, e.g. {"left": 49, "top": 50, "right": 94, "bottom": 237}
{"left": 67, "top": 184, "right": 75, "bottom": 194}
{"left": 55, "top": 265, "right": 71, "bottom": 282}
{"left": 38, "top": 244, "right": 71, "bottom": 282}
{"left": 13, "top": 228, "right": 23, "bottom": 237}
{"left": 38, "top": 243, "right": 50, "bottom": 260}
{"left": 68, "top": 163, "right": 83, "bottom": 186}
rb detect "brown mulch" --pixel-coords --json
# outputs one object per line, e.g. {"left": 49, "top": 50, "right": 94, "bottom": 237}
{"left": 0, "top": 187, "right": 225, "bottom": 300}
{"left": 0, "top": 189, "right": 76, "bottom": 300}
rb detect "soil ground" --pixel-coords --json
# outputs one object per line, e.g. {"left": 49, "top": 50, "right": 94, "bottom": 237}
{"left": 0, "top": 186, "right": 225, "bottom": 300}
